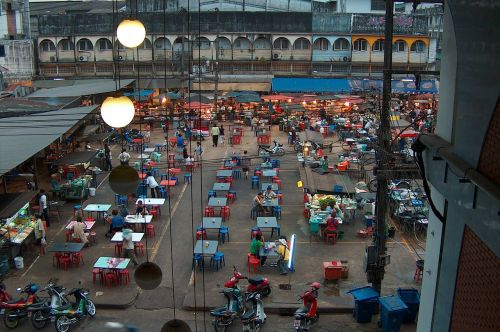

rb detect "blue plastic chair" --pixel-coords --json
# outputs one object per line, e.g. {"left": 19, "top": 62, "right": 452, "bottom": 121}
{"left": 160, "top": 173, "right": 168, "bottom": 180}
{"left": 192, "top": 254, "right": 203, "bottom": 270}
{"left": 219, "top": 226, "right": 230, "bottom": 243}
{"left": 251, "top": 176, "right": 260, "bottom": 189}
{"left": 233, "top": 169, "right": 242, "bottom": 179}
{"left": 210, "top": 252, "right": 225, "bottom": 271}
{"left": 271, "top": 225, "right": 281, "bottom": 238}
{"left": 171, "top": 176, "right": 178, "bottom": 185}
{"left": 273, "top": 206, "right": 282, "bottom": 219}
{"left": 250, "top": 207, "right": 262, "bottom": 220}
{"left": 159, "top": 188, "right": 169, "bottom": 198}
{"left": 184, "top": 173, "right": 192, "bottom": 183}
{"left": 118, "top": 195, "right": 128, "bottom": 206}
{"left": 271, "top": 159, "right": 280, "bottom": 168}
{"left": 208, "top": 190, "right": 217, "bottom": 200}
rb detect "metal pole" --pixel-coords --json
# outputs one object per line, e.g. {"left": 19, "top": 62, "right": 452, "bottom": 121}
{"left": 214, "top": 8, "right": 220, "bottom": 114}
{"left": 371, "top": 0, "right": 394, "bottom": 294}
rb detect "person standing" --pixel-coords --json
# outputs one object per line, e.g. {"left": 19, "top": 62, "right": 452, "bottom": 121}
{"left": 39, "top": 189, "right": 50, "bottom": 227}
{"left": 34, "top": 215, "right": 46, "bottom": 256}
{"left": 145, "top": 172, "right": 159, "bottom": 198}
{"left": 194, "top": 142, "right": 203, "bottom": 165}
{"left": 104, "top": 143, "right": 112, "bottom": 171}
{"left": 240, "top": 150, "right": 251, "bottom": 179}
{"left": 211, "top": 123, "right": 220, "bottom": 147}
{"left": 276, "top": 238, "right": 290, "bottom": 275}
{"left": 118, "top": 148, "right": 131, "bottom": 166}
{"left": 122, "top": 227, "right": 139, "bottom": 267}
{"left": 219, "top": 124, "right": 225, "bottom": 146}
{"left": 176, "top": 133, "right": 184, "bottom": 149}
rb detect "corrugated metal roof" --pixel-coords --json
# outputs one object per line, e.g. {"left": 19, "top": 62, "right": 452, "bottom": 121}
{"left": 0, "top": 105, "right": 98, "bottom": 176}
{"left": 28, "top": 79, "right": 135, "bottom": 98}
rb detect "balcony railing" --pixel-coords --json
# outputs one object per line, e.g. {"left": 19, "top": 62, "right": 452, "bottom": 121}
{"left": 352, "top": 14, "right": 428, "bottom": 35}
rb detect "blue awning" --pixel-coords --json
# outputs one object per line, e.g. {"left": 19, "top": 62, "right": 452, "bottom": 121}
{"left": 349, "top": 79, "right": 438, "bottom": 94}
{"left": 272, "top": 78, "right": 351, "bottom": 93}
{"left": 123, "top": 89, "right": 154, "bottom": 98}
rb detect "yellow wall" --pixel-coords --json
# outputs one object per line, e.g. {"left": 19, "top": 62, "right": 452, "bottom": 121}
{"left": 352, "top": 35, "right": 429, "bottom": 47}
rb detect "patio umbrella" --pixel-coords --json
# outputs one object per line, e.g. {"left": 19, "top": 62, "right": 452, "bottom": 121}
{"left": 236, "top": 94, "right": 262, "bottom": 103}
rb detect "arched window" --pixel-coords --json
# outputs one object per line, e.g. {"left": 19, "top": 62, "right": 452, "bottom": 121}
{"left": 40, "top": 39, "right": 55, "bottom": 52}
{"left": 96, "top": 38, "right": 112, "bottom": 51}
{"left": 173, "top": 37, "right": 190, "bottom": 52}
{"left": 313, "top": 38, "right": 329, "bottom": 51}
{"left": 372, "top": 39, "right": 384, "bottom": 52}
{"left": 393, "top": 40, "right": 407, "bottom": 52}
{"left": 333, "top": 38, "right": 350, "bottom": 51}
{"left": 233, "top": 37, "right": 251, "bottom": 50}
{"left": 138, "top": 38, "right": 152, "bottom": 50}
{"left": 215, "top": 37, "right": 231, "bottom": 49}
{"left": 293, "top": 38, "right": 310, "bottom": 50}
{"left": 273, "top": 38, "right": 290, "bottom": 50}
{"left": 116, "top": 41, "right": 126, "bottom": 50}
{"left": 253, "top": 37, "right": 271, "bottom": 49}
{"left": 77, "top": 38, "right": 93, "bottom": 51}
{"left": 352, "top": 39, "right": 368, "bottom": 51}
{"left": 410, "top": 40, "right": 426, "bottom": 53}
{"left": 193, "top": 37, "right": 210, "bottom": 50}
{"left": 57, "top": 39, "right": 74, "bottom": 51}
{"left": 154, "top": 37, "right": 171, "bottom": 50}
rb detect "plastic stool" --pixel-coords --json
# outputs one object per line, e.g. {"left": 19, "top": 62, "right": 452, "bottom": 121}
{"left": 254, "top": 170, "right": 262, "bottom": 178}
{"left": 208, "top": 191, "right": 217, "bottom": 200}
{"left": 233, "top": 169, "right": 242, "bottom": 179}
{"left": 160, "top": 173, "right": 168, "bottom": 180}
{"left": 119, "top": 269, "right": 130, "bottom": 286}
{"left": 134, "top": 242, "right": 145, "bottom": 256}
{"left": 115, "top": 243, "right": 123, "bottom": 256}
{"left": 271, "top": 225, "right": 281, "bottom": 239}
{"left": 171, "top": 176, "right": 178, "bottom": 185}
{"left": 324, "top": 232, "right": 337, "bottom": 245}
{"left": 251, "top": 227, "right": 262, "bottom": 239}
{"left": 73, "top": 205, "right": 82, "bottom": 216}
{"left": 247, "top": 254, "right": 260, "bottom": 273}
{"left": 146, "top": 224, "right": 155, "bottom": 238}
{"left": 251, "top": 176, "right": 260, "bottom": 189}
{"left": 71, "top": 252, "right": 84, "bottom": 267}
{"left": 225, "top": 193, "right": 235, "bottom": 204}
{"left": 92, "top": 268, "right": 104, "bottom": 285}
{"left": 196, "top": 230, "right": 207, "bottom": 240}
{"left": 221, "top": 206, "right": 231, "bottom": 220}
{"left": 211, "top": 252, "right": 225, "bottom": 271}
{"left": 219, "top": 226, "right": 230, "bottom": 243}
{"left": 273, "top": 206, "right": 282, "bottom": 219}
{"left": 184, "top": 173, "right": 192, "bottom": 183}
{"left": 65, "top": 230, "right": 73, "bottom": 242}
{"left": 229, "top": 190, "right": 237, "bottom": 200}
{"left": 105, "top": 272, "right": 118, "bottom": 287}
{"left": 204, "top": 207, "right": 215, "bottom": 217}
{"left": 192, "top": 254, "right": 203, "bottom": 270}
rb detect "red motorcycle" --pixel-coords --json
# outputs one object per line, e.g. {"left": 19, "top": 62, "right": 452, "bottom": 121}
{"left": 293, "top": 282, "right": 320, "bottom": 331}
{"left": 0, "top": 281, "right": 43, "bottom": 329}
{"left": 225, "top": 266, "right": 271, "bottom": 297}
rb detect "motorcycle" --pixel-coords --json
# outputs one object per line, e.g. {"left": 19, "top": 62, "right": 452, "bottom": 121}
{"left": 258, "top": 140, "right": 285, "bottom": 157}
{"left": 30, "top": 280, "right": 72, "bottom": 329}
{"left": 241, "top": 292, "right": 266, "bottom": 332}
{"left": 225, "top": 266, "right": 271, "bottom": 297}
{"left": 0, "top": 282, "right": 43, "bottom": 329}
{"left": 210, "top": 287, "right": 246, "bottom": 332}
{"left": 293, "top": 282, "right": 320, "bottom": 331}
{"left": 53, "top": 284, "right": 96, "bottom": 332}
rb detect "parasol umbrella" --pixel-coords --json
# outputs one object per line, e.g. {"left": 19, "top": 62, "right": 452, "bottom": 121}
{"left": 236, "top": 94, "right": 262, "bottom": 103}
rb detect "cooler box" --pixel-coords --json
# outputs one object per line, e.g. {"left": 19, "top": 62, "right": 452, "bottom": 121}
{"left": 397, "top": 288, "right": 420, "bottom": 323}
{"left": 323, "top": 261, "right": 342, "bottom": 282}
{"left": 379, "top": 295, "right": 408, "bottom": 332}
{"left": 348, "top": 286, "right": 379, "bottom": 323}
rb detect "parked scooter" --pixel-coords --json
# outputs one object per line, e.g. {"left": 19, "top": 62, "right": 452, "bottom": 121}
{"left": 0, "top": 282, "right": 43, "bottom": 329}
{"left": 210, "top": 287, "right": 246, "bottom": 332}
{"left": 241, "top": 292, "right": 266, "bottom": 332}
{"left": 225, "top": 267, "right": 271, "bottom": 297}
{"left": 53, "top": 283, "right": 96, "bottom": 332}
{"left": 293, "top": 282, "right": 320, "bottom": 331}
{"left": 30, "top": 280, "right": 72, "bottom": 329}
{"left": 258, "top": 140, "right": 285, "bottom": 157}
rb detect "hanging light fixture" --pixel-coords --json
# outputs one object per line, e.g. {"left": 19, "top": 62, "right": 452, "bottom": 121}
{"left": 161, "top": 319, "right": 192, "bottom": 332}
{"left": 101, "top": 96, "right": 135, "bottom": 128}
{"left": 117, "top": 18, "right": 146, "bottom": 48}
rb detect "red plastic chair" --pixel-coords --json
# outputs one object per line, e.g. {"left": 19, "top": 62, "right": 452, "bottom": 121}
{"left": 273, "top": 178, "right": 282, "bottom": 188}
{"left": 65, "top": 230, "right": 73, "bottom": 242}
{"left": 324, "top": 233, "right": 337, "bottom": 245}
{"left": 146, "top": 224, "right": 156, "bottom": 238}
{"left": 58, "top": 255, "right": 72, "bottom": 271}
{"left": 277, "top": 193, "right": 283, "bottom": 204}
{"left": 247, "top": 254, "right": 260, "bottom": 273}
{"left": 204, "top": 207, "right": 215, "bottom": 217}
{"left": 53, "top": 253, "right": 62, "bottom": 267}
{"left": 92, "top": 268, "right": 104, "bottom": 285}
{"left": 225, "top": 193, "right": 235, "bottom": 204}
{"left": 119, "top": 269, "right": 130, "bottom": 286}
{"left": 254, "top": 171, "right": 262, "bottom": 178}
{"left": 71, "top": 252, "right": 84, "bottom": 267}
{"left": 196, "top": 230, "right": 207, "bottom": 240}
{"left": 134, "top": 242, "right": 144, "bottom": 256}
{"left": 221, "top": 206, "right": 231, "bottom": 220}
{"left": 105, "top": 272, "right": 118, "bottom": 287}
{"left": 115, "top": 243, "right": 123, "bottom": 256}
{"left": 149, "top": 209, "right": 159, "bottom": 221}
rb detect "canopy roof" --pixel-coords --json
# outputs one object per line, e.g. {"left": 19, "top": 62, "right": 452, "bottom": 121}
{"left": 28, "top": 79, "right": 135, "bottom": 98}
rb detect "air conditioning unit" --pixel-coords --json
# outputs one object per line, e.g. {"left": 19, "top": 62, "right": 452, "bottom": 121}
{"left": 49, "top": 56, "right": 57, "bottom": 62}
{"left": 78, "top": 55, "right": 88, "bottom": 62}
{"left": 273, "top": 53, "right": 280, "bottom": 60}
{"left": 116, "top": 55, "right": 124, "bottom": 61}
{"left": 342, "top": 56, "right": 351, "bottom": 62}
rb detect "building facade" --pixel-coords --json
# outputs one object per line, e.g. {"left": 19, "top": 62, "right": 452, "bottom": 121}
{"left": 32, "top": 0, "right": 439, "bottom": 82}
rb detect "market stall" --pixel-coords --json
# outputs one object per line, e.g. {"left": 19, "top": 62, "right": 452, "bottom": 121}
{"left": 53, "top": 151, "right": 98, "bottom": 200}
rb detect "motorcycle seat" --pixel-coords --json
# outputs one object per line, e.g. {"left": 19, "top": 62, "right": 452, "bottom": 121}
{"left": 294, "top": 307, "right": 309, "bottom": 315}
{"left": 247, "top": 277, "right": 264, "bottom": 285}
{"left": 6, "top": 297, "right": 24, "bottom": 304}
{"left": 241, "top": 309, "right": 255, "bottom": 320}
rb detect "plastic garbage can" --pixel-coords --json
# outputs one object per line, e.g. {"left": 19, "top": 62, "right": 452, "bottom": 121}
{"left": 397, "top": 288, "right": 420, "bottom": 323}
{"left": 14, "top": 256, "right": 24, "bottom": 269}
{"left": 0, "top": 256, "right": 9, "bottom": 276}
{"left": 88, "top": 188, "right": 96, "bottom": 197}
{"left": 379, "top": 295, "right": 408, "bottom": 332}
{"left": 347, "top": 286, "right": 379, "bottom": 323}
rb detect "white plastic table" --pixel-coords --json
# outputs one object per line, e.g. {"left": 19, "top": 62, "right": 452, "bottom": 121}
{"left": 136, "top": 198, "right": 165, "bottom": 205}
{"left": 83, "top": 204, "right": 111, "bottom": 221}
{"left": 111, "top": 232, "right": 144, "bottom": 242}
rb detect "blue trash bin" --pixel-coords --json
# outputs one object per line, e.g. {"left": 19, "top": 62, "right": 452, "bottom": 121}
{"left": 348, "top": 286, "right": 379, "bottom": 323}
{"left": 397, "top": 288, "right": 420, "bottom": 323}
{"left": 379, "top": 295, "right": 408, "bottom": 332}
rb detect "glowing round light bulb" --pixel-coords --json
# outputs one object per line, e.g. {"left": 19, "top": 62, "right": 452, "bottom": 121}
{"left": 117, "top": 19, "right": 146, "bottom": 48}
{"left": 101, "top": 96, "right": 135, "bottom": 128}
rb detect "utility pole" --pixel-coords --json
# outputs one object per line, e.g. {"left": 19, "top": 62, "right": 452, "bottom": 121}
{"left": 214, "top": 8, "right": 220, "bottom": 114}
{"left": 369, "top": 0, "right": 394, "bottom": 294}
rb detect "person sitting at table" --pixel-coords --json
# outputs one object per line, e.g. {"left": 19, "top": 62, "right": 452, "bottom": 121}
{"left": 320, "top": 155, "right": 329, "bottom": 173}
{"left": 145, "top": 172, "right": 160, "bottom": 198}
{"left": 264, "top": 185, "right": 277, "bottom": 200}
{"left": 106, "top": 209, "right": 124, "bottom": 237}
{"left": 185, "top": 154, "right": 194, "bottom": 168}
{"left": 323, "top": 216, "right": 338, "bottom": 238}
{"left": 72, "top": 216, "right": 89, "bottom": 246}
{"left": 136, "top": 200, "right": 149, "bottom": 216}
{"left": 118, "top": 148, "right": 131, "bottom": 165}
{"left": 253, "top": 192, "right": 270, "bottom": 215}
{"left": 250, "top": 234, "right": 266, "bottom": 266}
{"left": 122, "top": 227, "right": 139, "bottom": 267}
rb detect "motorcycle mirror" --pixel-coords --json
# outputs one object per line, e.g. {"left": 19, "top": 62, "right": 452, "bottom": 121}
{"left": 16, "top": 287, "right": 22, "bottom": 292}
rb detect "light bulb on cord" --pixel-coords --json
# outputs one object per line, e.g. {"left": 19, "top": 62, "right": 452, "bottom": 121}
{"left": 101, "top": 96, "right": 135, "bottom": 128}
{"left": 117, "top": 19, "right": 146, "bottom": 48}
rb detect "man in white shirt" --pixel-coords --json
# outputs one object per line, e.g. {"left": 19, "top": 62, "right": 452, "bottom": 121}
{"left": 211, "top": 124, "right": 220, "bottom": 147}
{"left": 145, "top": 172, "right": 159, "bottom": 198}
{"left": 118, "top": 149, "right": 131, "bottom": 165}
{"left": 39, "top": 189, "right": 50, "bottom": 227}
{"left": 122, "top": 227, "right": 138, "bottom": 266}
